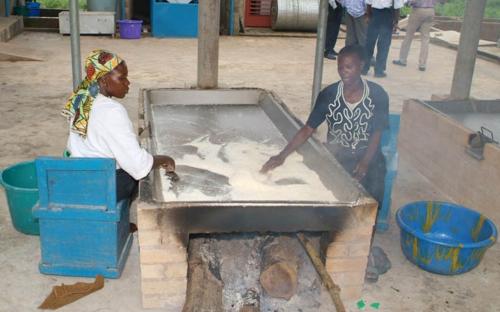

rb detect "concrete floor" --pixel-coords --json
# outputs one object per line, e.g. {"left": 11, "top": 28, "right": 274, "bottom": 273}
{"left": 0, "top": 32, "right": 499, "bottom": 312}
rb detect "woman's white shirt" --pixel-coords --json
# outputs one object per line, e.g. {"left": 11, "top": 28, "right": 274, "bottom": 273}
{"left": 67, "top": 94, "right": 154, "bottom": 180}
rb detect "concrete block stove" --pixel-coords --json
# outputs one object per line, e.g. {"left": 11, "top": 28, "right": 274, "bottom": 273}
{"left": 136, "top": 88, "right": 378, "bottom": 310}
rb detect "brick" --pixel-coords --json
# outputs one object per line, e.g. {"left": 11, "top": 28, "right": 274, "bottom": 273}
{"left": 142, "top": 294, "right": 185, "bottom": 310}
{"left": 140, "top": 264, "right": 165, "bottom": 279}
{"left": 164, "top": 261, "right": 188, "bottom": 279}
{"left": 346, "top": 205, "right": 378, "bottom": 227}
{"left": 325, "top": 256, "right": 368, "bottom": 273}
{"left": 138, "top": 230, "right": 162, "bottom": 247}
{"left": 142, "top": 295, "right": 164, "bottom": 309}
{"left": 161, "top": 232, "right": 188, "bottom": 249}
{"left": 348, "top": 242, "right": 371, "bottom": 257}
{"left": 137, "top": 210, "right": 159, "bottom": 230}
{"left": 325, "top": 242, "right": 349, "bottom": 258}
{"left": 329, "top": 271, "right": 365, "bottom": 286}
{"left": 141, "top": 277, "right": 187, "bottom": 296}
{"left": 331, "top": 226, "right": 374, "bottom": 242}
{"left": 140, "top": 248, "right": 187, "bottom": 264}
{"left": 340, "top": 285, "right": 363, "bottom": 301}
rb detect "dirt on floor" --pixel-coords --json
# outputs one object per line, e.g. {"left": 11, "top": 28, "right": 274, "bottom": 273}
{"left": 0, "top": 31, "right": 499, "bottom": 312}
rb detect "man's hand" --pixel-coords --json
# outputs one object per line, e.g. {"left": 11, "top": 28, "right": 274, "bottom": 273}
{"left": 260, "top": 154, "right": 285, "bottom": 174}
{"left": 364, "top": 13, "right": 371, "bottom": 24}
{"left": 353, "top": 160, "right": 369, "bottom": 181}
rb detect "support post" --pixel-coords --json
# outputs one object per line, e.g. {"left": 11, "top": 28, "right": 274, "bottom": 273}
{"left": 197, "top": 0, "right": 221, "bottom": 89}
{"left": 450, "top": 0, "right": 487, "bottom": 100}
{"left": 69, "top": 0, "right": 82, "bottom": 89}
{"left": 310, "top": 0, "right": 329, "bottom": 110}
{"left": 5, "top": 0, "right": 10, "bottom": 17}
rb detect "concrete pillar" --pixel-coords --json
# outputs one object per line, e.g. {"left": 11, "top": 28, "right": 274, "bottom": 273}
{"left": 450, "top": 0, "right": 487, "bottom": 100}
{"left": 311, "top": 0, "right": 329, "bottom": 110}
{"left": 197, "top": 0, "right": 221, "bottom": 89}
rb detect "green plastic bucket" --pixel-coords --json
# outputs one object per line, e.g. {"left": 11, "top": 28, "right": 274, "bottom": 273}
{"left": 0, "top": 161, "right": 39, "bottom": 235}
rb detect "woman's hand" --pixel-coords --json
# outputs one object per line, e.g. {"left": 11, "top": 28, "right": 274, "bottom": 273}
{"left": 353, "top": 160, "right": 369, "bottom": 181}
{"left": 260, "top": 154, "right": 285, "bottom": 174}
{"left": 153, "top": 155, "right": 175, "bottom": 172}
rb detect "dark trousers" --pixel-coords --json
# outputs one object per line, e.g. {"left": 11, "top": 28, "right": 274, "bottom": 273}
{"left": 116, "top": 169, "right": 138, "bottom": 202}
{"left": 330, "top": 149, "right": 387, "bottom": 206}
{"left": 363, "top": 8, "right": 394, "bottom": 74}
{"left": 325, "top": 3, "right": 343, "bottom": 53}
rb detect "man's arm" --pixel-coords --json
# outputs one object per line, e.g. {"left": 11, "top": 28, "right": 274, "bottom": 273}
{"left": 393, "top": 8, "right": 400, "bottom": 30}
{"left": 366, "top": 4, "right": 372, "bottom": 20}
{"left": 353, "top": 130, "right": 382, "bottom": 180}
{"left": 260, "top": 125, "right": 315, "bottom": 173}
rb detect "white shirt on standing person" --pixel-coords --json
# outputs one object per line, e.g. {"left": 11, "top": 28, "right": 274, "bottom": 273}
{"left": 67, "top": 93, "right": 154, "bottom": 180}
{"left": 340, "top": 0, "right": 366, "bottom": 18}
{"left": 366, "top": 0, "right": 405, "bottom": 9}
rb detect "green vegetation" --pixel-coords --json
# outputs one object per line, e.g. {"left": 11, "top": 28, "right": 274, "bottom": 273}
{"left": 402, "top": 0, "right": 499, "bottom": 19}
{"left": 37, "top": 0, "right": 87, "bottom": 10}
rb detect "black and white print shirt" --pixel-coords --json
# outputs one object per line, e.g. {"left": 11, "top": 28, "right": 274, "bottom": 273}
{"left": 307, "top": 79, "right": 389, "bottom": 155}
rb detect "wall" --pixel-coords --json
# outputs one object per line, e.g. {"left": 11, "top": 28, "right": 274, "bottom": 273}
{"left": 434, "top": 17, "right": 500, "bottom": 42}
{"left": 398, "top": 99, "right": 500, "bottom": 226}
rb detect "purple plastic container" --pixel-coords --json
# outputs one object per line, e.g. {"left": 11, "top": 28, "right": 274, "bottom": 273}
{"left": 118, "top": 20, "right": 143, "bottom": 39}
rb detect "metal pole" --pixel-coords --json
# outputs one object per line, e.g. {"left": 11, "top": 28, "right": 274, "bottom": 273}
{"left": 5, "top": 0, "right": 10, "bottom": 17}
{"left": 311, "top": 0, "right": 329, "bottom": 110}
{"left": 69, "top": 0, "right": 82, "bottom": 89}
{"left": 450, "top": 0, "right": 487, "bottom": 100}
{"left": 229, "top": 0, "right": 234, "bottom": 35}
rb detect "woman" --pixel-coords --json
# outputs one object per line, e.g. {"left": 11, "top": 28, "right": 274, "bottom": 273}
{"left": 63, "top": 49, "right": 175, "bottom": 202}
{"left": 261, "top": 45, "right": 389, "bottom": 206}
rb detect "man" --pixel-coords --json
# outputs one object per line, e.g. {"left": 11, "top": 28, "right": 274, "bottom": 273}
{"left": 342, "top": 0, "right": 368, "bottom": 47}
{"left": 362, "top": 0, "right": 405, "bottom": 77}
{"left": 324, "top": 0, "right": 343, "bottom": 60}
{"left": 393, "top": 0, "right": 441, "bottom": 71}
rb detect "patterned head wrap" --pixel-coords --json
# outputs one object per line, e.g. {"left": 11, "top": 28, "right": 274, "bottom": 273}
{"left": 62, "top": 49, "right": 123, "bottom": 136}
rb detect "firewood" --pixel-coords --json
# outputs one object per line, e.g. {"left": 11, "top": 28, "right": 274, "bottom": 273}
{"left": 259, "top": 235, "right": 299, "bottom": 300}
{"left": 297, "top": 233, "right": 345, "bottom": 312}
{"left": 183, "top": 237, "right": 224, "bottom": 312}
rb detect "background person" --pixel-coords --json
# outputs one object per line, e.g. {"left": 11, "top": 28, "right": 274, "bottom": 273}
{"left": 393, "top": 0, "right": 441, "bottom": 71}
{"left": 325, "top": 0, "right": 344, "bottom": 60}
{"left": 362, "top": 0, "right": 405, "bottom": 77}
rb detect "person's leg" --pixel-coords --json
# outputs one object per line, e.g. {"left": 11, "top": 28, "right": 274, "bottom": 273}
{"left": 325, "top": 4, "right": 336, "bottom": 53}
{"left": 418, "top": 8, "right": 435, "bottom": 69}
{"left": 325, "top": 4, "right": 343, "bottom": 53}
{"left": 363, "top": 12, "right": 380, "bottom": 73}
{"left": 116, "top": 169, "right": 138, "bottom": 202}
{"left": 374, "top": 9, "right": 393, "bottom": 75}
{"left": 355, "top": 15, "right": 368, "bottom": 47}
{"left": 345, "top": 14, "right": 356, "bottom": 46}
{"left": 360, "top": 154, "right": 386, "bottom": 206}
{"left": 398, "top": 8, "right": 421, "bottom": 64}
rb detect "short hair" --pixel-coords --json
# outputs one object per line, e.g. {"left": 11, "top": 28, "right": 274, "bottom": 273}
{"left": 338, "top": 45, "right": 366, "bottom": 62}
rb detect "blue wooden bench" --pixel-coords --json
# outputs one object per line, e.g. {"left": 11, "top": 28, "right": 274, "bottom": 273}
{"left": 33, "top": 157, "right": 133, "bottom": 278}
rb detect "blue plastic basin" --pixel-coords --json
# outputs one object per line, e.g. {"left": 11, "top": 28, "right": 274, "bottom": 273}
{"left": 396, "top": 201, "right": 497, "bottom": 275}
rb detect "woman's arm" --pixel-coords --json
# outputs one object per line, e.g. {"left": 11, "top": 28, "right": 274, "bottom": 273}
{"left": 353, "top": 130, "right": 382, "bottom": 180}
{"left": 260, "top": 125, "right": 315, "bottom": 173}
